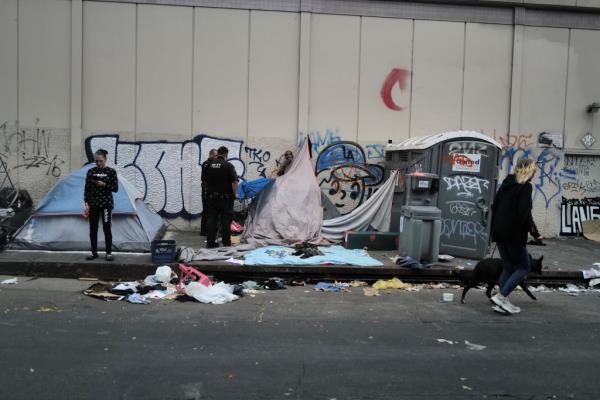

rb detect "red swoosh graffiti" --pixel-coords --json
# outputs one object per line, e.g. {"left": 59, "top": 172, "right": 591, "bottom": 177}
{"left": 380, "top": 68, "right": 410, "bottom": 111}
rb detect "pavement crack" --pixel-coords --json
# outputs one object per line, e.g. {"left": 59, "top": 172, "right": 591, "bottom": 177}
{"left": 294, "top": 359, "right": 306, "bottom": 400}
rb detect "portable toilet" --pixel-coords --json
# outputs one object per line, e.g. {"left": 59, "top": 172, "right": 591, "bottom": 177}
{"left": 385, "top": 131, "right": 502, "bottom": 259}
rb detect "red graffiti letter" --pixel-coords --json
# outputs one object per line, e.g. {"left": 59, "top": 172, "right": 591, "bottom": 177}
{"left": 380, "top": 68, "right": 410, "bottom": 111}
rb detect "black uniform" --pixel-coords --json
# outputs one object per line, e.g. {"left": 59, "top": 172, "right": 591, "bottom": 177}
{"left": 84, "top": 166, "right": 118, "bottom": 255}
{"left": 200, "top": 158, "right": 211, "bottom": 236}
{"left": 201, "top": 156, "right": 238, "bottom": 248}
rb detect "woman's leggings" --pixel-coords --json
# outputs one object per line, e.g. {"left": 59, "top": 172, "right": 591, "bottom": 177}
{"left": 89, "top": 207, "right": 113, "bottom": 254}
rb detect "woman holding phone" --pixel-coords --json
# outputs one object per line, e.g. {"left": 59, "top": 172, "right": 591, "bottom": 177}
{"left": 84, "top": 149, "right": 118, "bottom": 261}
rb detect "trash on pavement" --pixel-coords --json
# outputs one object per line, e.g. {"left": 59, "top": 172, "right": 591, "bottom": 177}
{"left": 177, "top": 263, "right": 212, "bottom": 291}
{"left": 530, "top": 285, "right": 553, "bottom": 293}
{"left": 559, "top": 284, "right": 586, "bottom": 296}
{"left": 363, "top": 287, "right": 380, "bottom": 296}
{"left": 242, "top": 280, "right": 262, "bottom": 290}
{"left": 1, "top": 277, "right": 18, "bottom": 285}
{"left": 314, "top": 282, "right": 350, "bottom": 292}
{"left": 127, "top": 293, "right": 151, "bottom": 304}
{"left": 436, "top": 338, "right": 456, "bottom": 345}
{"left": 349, "top": 280, "right": 368, "bottom": 287}
{"left": 144, "top": 266, "right": 173, "bottom": 286}
{"left": 184, "top": 281, "right": 239, "bottom": 305}
{"left": 372, "top": 278, "right": 411, "bottom": 290}
{"left": 225, "top": 258, "right": 244, "bottom": 265}
{"left": 464, "top": 340, "right": 486, "bottom": 351}
{"left": 83, "top": 282, "right": 125, "bottom": 301}
{"left": 395, "top": 256, "right": 422, "bottom": 269}
{"left": 442, "top": 293, "right": 454, "bottom": 302}
{"left": 263, "top": 277, "right": 286, "bottom": 290}
{"left": 581, "top": 266, "right": 600, "bottom": 280}
{"left": 589, "top": 278, "right": 600, "bottom": 288}
{"left": 112, "top": 282, "right": 138, "bottom": 293}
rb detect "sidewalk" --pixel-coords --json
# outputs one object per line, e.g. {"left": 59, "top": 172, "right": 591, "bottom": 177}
{"left": 0, "top": 231, "right": 596, "bottom": 284}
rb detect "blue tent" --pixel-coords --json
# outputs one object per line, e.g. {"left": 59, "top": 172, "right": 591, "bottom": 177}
{"left": 36, "top": 164, "right": 135, "bottom": 214}
{"left": 11, "top": 164, "right": 165, "bottom": 252}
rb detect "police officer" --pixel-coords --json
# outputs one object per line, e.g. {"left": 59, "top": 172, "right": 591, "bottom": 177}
{"left": 202, "top": 146, "right": 238, "bottom": 248}
{"left": 200, "top": 148, "right": 218, "bottom": 236}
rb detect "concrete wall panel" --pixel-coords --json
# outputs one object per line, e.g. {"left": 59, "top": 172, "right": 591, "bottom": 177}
{"left": 0, "top": 0, "right": 18, "bottom": 126}
{"left": 358, "top": 17, "right": 412, "bottom": 145}
{"left": 83, "top": 1, "right": 136, "bottom": 132}
{"left": 18, "top": 0, "right": 71, "bottom": 128}
{"left": 410, "top": 20, "right": 465, "bottom": 137}
{"left": 519, "top": 27, "right": 569, "bottom": 134}
{"left": 309, "top": 14, "right": 360, "bottom": 140}
{"left": 137, "top": 5, "right": 193, "bottom": 135}
{"left": 248, "top": 11, "right": 299, "bottom": 141}
{"left": 564, "top": 29, "right": 600, "bottom": 150}
{"left": 462, "top": 23, "right": 513, "bottom": 138}
{"left": 193, "top": 7, "right": 249, "bottom": 138}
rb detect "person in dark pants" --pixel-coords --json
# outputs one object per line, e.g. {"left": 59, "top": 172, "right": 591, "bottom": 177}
{"left": 202, "top": 146, "right": 238, "bottom": 248}
{"left": 200, "top": 148, "right": 218, "bottom": 236}
{"left": 84, "top": 149, "right": 119, "bottom": 261}
{"left": 490, "top": 158, "right": 542, "bottom": 314}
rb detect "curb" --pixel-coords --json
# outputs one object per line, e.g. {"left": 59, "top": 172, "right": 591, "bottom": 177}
{"left": 0, "top": 259, "right": 586, "bottom": 285}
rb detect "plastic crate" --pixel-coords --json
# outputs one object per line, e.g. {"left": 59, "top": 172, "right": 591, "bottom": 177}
{"left": 151, "top": 240, "right": 177, "bottom": 264}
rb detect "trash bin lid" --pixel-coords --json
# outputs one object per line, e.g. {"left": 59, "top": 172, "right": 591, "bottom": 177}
{"left": 386, "top": 130, "right": 502, "bottom": 151}
{"left": 400, "top": 206, "right": 442, "bottom": 219}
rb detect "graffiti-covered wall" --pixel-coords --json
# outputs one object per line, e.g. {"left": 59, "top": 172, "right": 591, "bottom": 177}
{"left": 1, "top": 1, "right": 600, "bottom": 234}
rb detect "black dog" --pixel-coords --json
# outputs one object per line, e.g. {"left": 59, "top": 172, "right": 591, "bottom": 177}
{"left": 461, "top": 255, "right": 543, "bottom": 304}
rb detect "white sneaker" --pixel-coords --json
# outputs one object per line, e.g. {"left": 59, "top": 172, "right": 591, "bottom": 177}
{"left": 491, "top": 294, "right": 521, "bottom": 314}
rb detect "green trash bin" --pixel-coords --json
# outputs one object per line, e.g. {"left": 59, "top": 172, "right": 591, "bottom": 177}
{"left": 399, "top": 206, "right": 441, "bottom": 263}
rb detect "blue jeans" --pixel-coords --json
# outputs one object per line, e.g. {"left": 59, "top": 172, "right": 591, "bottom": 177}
{"left": 497, "top": 242, "right": 530, "bottom": 297}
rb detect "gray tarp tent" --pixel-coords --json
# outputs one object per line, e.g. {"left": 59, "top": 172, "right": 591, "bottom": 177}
{"left": 11, "top": 164, "right": 165, "bottom": 252}
{"left": 242, "top": 137, "right": 323, "bottom": 246}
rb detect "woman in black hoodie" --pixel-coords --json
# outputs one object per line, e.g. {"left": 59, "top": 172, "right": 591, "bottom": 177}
{"left": 490, "top": 158, "right": 541, "bottom": 314}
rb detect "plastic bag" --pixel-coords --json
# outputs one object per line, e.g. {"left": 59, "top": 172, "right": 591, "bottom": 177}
{"left": 184, "top": 282, "right": 239, "bottom": 305}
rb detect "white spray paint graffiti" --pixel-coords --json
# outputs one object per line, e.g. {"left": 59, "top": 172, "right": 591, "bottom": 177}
{"left": 441, "top": 218, "right": 487, "bottom": 245}
{"left": 86, "top": 134, "right": 246, "bottom": 218}
{"left": 447, "top": 200, "right": 478, "bottom": 217}
{"left": 443, "top": 175, "right": 489, "bottom": 198}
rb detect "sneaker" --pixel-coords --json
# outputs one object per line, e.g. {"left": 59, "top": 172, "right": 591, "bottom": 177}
{"left": 105, "top": 254, "right": 114, "bottom": 262}
{"left": 491, "top": 294, "right": 521, "bottom": 314}
{"left": 86, "top": 253, "right": 98, "bottom": 260}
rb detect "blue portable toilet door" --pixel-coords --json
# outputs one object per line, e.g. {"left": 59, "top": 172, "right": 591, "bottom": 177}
{"left": 437, "top": 140, "right": 498, "bottom": 259}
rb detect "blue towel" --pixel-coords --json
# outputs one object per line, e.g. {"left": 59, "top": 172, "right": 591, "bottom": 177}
{"left": 244, "top": 245, "right": 383, "bottom": 267}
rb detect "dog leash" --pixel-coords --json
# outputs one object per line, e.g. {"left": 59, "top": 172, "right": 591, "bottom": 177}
{"left": 490, "top": 243, "right": 497, "bottom": 258}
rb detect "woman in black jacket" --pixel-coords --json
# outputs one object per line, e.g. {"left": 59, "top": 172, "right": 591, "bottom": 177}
{"left": 490, "top": 158, "right": 541, "bottom": 314}
{"left": 84, "top": 149, "right": 119, "bottom": 261}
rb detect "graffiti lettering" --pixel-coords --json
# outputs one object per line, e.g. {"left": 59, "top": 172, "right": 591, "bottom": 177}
{"left": 244, "top": 146, "right": 271, "bottom": 178}
{"left": 443, "top": 176, "right": 489, "bottom": 198}
{"left": 441, "top": 218, "right": 487, "bottom": 245}
{"left": 0, "top": 122, "right": 65, "bottom": 178}
{"left": 447, "top": 201, "right": 478, "bottom": 217}
{"left": 86, "top": 134, "right": 246, "bottom": 218}
{"left": 448, "top": 142, "right": 489, "bottom": 158}
{"left": 560, "top": 196, "right": 600, "bottom": 235}
{"left": 301, "top": 129, "right": 342, "bottom": 154}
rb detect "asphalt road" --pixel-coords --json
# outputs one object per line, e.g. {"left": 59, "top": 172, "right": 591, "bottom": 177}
{"left": 1, "top": 277, "right": 599, "bottom": 400}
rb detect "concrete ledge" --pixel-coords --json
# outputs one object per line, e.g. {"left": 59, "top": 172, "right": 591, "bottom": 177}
{"left": 0, "top": 257, "right": 585, "bottom": 285}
